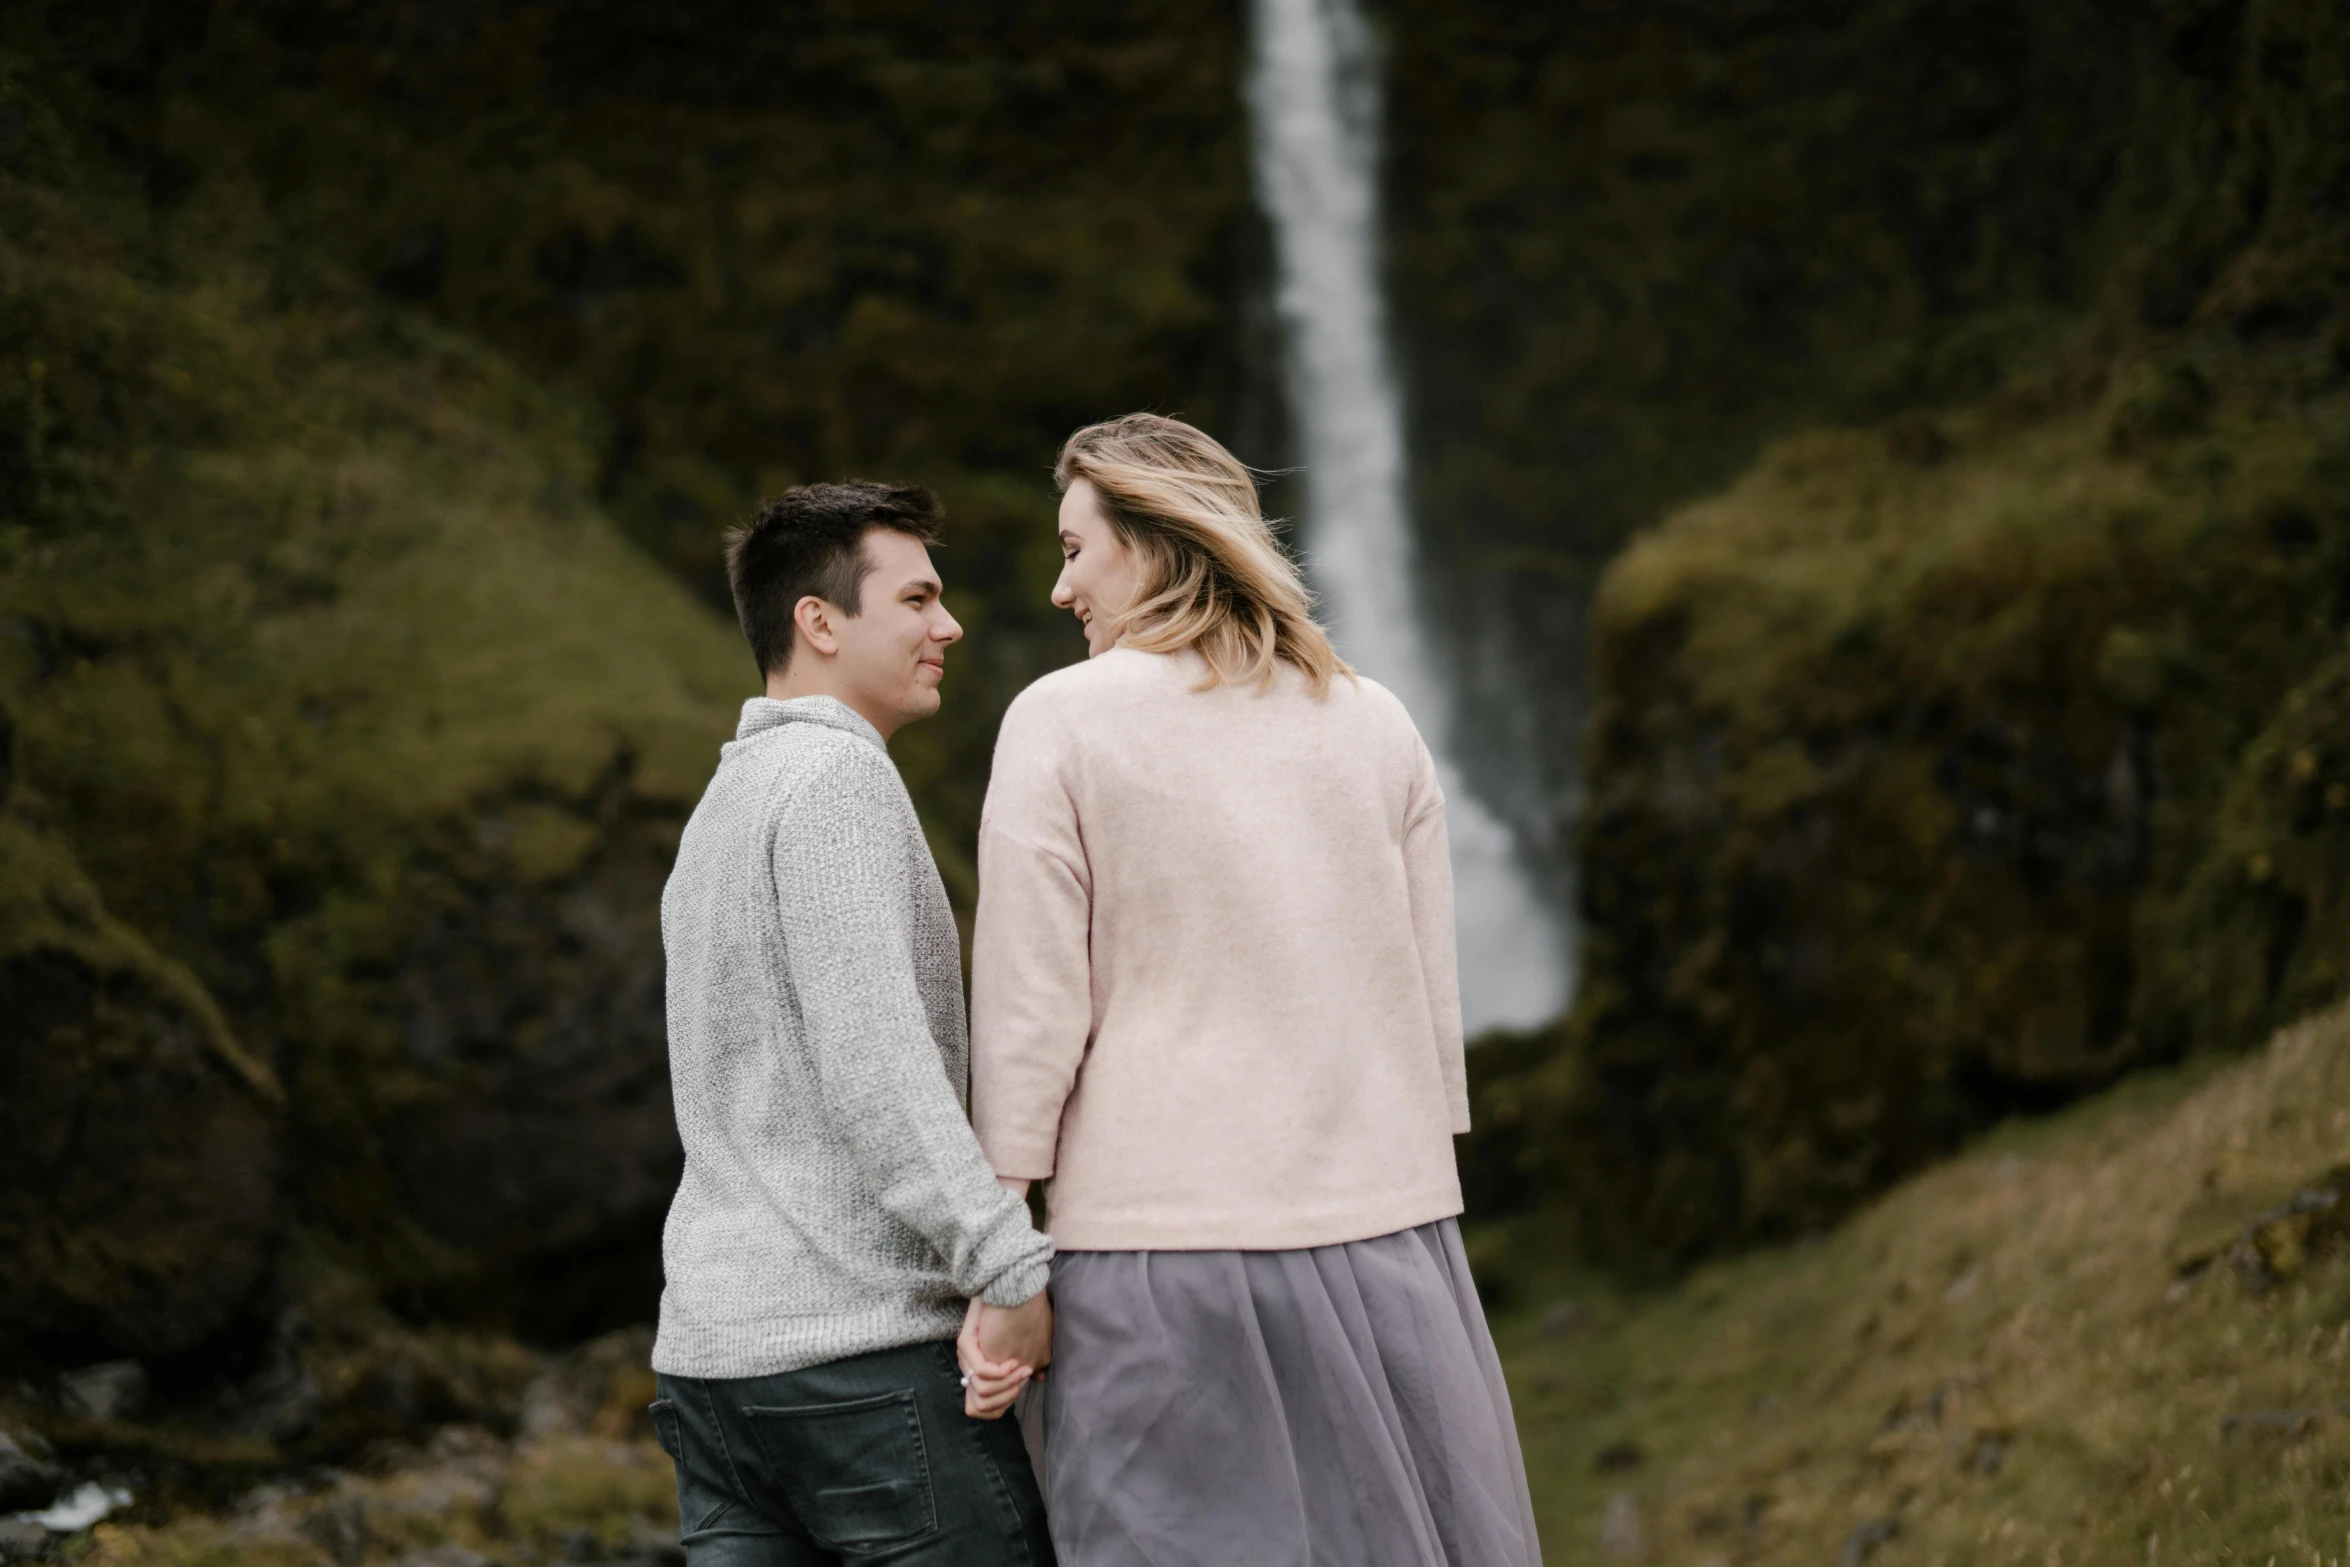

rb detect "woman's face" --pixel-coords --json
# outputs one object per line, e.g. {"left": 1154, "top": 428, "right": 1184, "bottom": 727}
{"left": 1053, "top": 479, "right": 1141, "bottom": 657}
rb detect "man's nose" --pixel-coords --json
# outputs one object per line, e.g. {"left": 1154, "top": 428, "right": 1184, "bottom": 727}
{"left": 934, "top": 603, "right": 965, "bottom": 644}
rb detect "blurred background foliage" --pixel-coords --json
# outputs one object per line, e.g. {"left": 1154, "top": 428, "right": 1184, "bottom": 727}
{"left": 1461, "top": 0, "right": 2350, "bottom": 1268}
{"left": 5, "top": 0, "right": 2350, "bottom": 1555}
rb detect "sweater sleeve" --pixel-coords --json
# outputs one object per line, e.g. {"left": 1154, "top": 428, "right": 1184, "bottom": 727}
{"left": 771, "top": 753, "right": 1051, "bottom": 1307}
{"left": 969, "top": 697, "right": 1094, "bottom": 1181}
{"left": 1403, "top": 746, "right": 1471, "bottom": 1134}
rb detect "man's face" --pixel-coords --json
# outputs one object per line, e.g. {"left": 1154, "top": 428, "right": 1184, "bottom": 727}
{"left": 828, "top": 530, "right": 963, "bottom": 732}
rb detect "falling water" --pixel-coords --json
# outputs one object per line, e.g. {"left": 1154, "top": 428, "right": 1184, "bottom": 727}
{"left": 1246, "top": 0, "right": 1571, "bottom": 1032}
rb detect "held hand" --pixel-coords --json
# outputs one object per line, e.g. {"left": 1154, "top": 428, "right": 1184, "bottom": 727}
{"left": 976, "top": 1287, "right": 1053, "bottom": 1372}
{"left": 957, "top": 1296, "right": 1031, "bottom": 1420}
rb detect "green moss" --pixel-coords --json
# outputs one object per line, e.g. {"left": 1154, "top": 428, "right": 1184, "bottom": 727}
{"left": 0, "top": 814, "right": 277, "bottom": 1103}
{"left": 0, "top": 45, "right": 755, "bottom": 1345}
{"left": 1452, "top": 0, "right": 2350, "bottom": 1263}
{"left": 2146, "top": 642, "right": 2350, "bottom": 1056}
{"left": 1528, "top": 351, "right": 2350, "bottom": 1260}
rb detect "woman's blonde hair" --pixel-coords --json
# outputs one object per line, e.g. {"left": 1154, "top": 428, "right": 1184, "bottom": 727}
{"left": 1055, "top": 413, "right": 1350, "bottom": 696}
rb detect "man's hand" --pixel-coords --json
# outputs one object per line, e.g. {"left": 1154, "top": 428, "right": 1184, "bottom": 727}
{"left": 977, "top": 1288, "right": 1053, "bottom": 1370}
{"left": 958, "top": 1175, "right": 1050, "bottom": 1420}
{"left": 958, "top": 1296, "right": 1034, "bottom": 1420}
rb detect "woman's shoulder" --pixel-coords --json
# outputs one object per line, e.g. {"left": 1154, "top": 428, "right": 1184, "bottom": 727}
{"left": 1329, "top": 671, "right": 1427, "bottom": 742}
{"left": 1007, "top": 649, "right": 1180, "bottom": 717}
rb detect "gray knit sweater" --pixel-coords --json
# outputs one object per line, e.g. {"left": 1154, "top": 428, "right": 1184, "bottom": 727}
{"left": 651, "top": 696, "right": 1052, "bottom": 1378}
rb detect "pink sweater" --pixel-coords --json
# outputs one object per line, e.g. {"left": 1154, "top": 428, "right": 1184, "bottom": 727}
{"left": 969, "top": 648, "right": 1470, "bottom": 1251}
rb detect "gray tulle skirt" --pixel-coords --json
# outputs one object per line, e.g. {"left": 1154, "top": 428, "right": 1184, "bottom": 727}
{"left": 1021, "top": 1218, "right": 1541, "bottom": 1567}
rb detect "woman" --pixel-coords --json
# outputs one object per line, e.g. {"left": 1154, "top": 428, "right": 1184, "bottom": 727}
{"left": 962, "top": 413, "right": 1540, "bottom": 1566}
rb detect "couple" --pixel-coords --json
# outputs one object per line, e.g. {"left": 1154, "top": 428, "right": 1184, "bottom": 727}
{"left": 646, "top": 414, "right": 1540, "bottom": 1566}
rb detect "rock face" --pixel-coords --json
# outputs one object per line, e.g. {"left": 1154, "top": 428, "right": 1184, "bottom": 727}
{"left": 1466, "top": 0, "right": 2350, "bottom": 1260}
{"left": 378, "top": 814, "right": 685, "bottom": 1339}
{"left": 0, "top": 55, "right": 751, "bottom": 1368}
{"left": 0, "top": 819, "right": 281, "bottom": 1361}
{"left": 3, "top": 0, "right": 1258, "bottom": 1377}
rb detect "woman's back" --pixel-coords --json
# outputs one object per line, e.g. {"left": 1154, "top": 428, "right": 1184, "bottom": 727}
{"left": 970, "top": 647, "right": 1468, "bottom": 1250}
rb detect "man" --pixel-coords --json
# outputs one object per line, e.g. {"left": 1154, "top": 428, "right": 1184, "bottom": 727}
{"left": 649, "top": 481, "right": 1053, "bottom": 1567}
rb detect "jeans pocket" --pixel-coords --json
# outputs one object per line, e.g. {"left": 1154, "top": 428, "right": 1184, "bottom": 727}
{"left": 650, "top": 1396, "right": 736, "bottom": 1538}
{"left": 648, "top": 1399, "right": 683, "bottom": 1461}
{"left": 744, "top": 1391, "right": 937, "bottom": 1551}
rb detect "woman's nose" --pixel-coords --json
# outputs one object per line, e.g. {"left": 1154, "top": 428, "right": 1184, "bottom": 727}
{"left": 1051, "top": 573, "right": 1075, "bottom": 608}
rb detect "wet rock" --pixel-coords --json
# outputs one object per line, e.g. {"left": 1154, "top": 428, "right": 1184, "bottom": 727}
{"left": 57, "top": 1362, "right": 147, "bottom": 1423}
{"left": 0, "top": 1432, "right": 60, "bottom": 1513}
{"left": 1836, "top": 1518, "right": 1900, "bottom": 1567}
{"left": 0, "top": 1518, "right": 46, "bottom": 1560}
{"left": 25, "top": 1482, "right": 132, "bottom": 1533}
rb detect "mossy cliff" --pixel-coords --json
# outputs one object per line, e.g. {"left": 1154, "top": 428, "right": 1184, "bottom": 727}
{"left": 30, "top": 0, "right": 1255, "bottom": 886}
{"left": 1467, "top": 0, "right": 2350, "bottom": 1261}
{"left": 0, "top": 46, "right": 752, "bottom": 1375}
{"left": 0, "top": 0, "right": 1255, "bottom": 1433}
{"left": 1385, "top": 0, "right": 2167, "bottom": 840}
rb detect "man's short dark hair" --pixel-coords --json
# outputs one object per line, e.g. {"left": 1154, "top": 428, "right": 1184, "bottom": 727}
{"left": 724, "top": 482, "right": 945, "bottom": 676}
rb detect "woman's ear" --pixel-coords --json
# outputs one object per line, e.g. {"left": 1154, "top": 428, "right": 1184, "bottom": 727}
{"left": 794, "top": 594, "right": 841, "bottom": 657}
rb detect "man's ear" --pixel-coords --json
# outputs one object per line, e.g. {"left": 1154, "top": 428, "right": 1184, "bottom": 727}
{"left": 793, "top": 595, "right": 842, "bottom": 657}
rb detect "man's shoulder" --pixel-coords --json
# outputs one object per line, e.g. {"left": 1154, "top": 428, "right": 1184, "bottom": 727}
{"left": 721, "top": 722, "right": 907, "bottom": 823}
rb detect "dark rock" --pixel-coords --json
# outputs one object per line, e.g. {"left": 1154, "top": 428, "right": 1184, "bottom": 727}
{"left": 1592, "top": 1440, "right": 1645, "bottom": 1474}
{"left": 57, "top": 1362, "right": 146, "bottom": 1423}
{"left": 0, "top": 1518, "right": 47, "bottom": 1560}
{"left": 1836, "top": 1518, "right": 1901, "bottom": 1567}
{"left": 2231, "top": 1168, "right": 2350, "bottom": 1293}
{"left": 1966, "top": 1430, "right": 2009, "bottom": 1475}
{"left": 0, "top": 1432, "right": 60, "bottom": 1513}
{"left": 375, "top": 824, "right": 684, "bottom": 1339}
{"left": 230, "top": 1311, "right": 325, "bottom": 1444}
{"left": 0, "top": 820, "right": 282, "bottom": 1361}
{"left": 297, "top": 1497, "right": 370, "bottom": 1565}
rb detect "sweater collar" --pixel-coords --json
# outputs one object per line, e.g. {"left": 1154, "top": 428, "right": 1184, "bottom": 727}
{"left": 733, "top": 695, "right": 888, "bottom": 754}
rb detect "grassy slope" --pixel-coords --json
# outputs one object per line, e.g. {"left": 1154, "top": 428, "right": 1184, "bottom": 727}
{"left": 1485, "top": 1000, "right": 2350, "bottom": 1564}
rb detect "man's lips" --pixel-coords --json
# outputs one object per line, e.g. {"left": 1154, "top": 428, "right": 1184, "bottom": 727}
{"left": 917, "top": 658, "right": 946, "bottom": 679}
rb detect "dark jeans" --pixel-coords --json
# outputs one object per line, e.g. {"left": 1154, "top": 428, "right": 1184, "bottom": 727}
{"left": 651, "top": 1340, "right": 1054, "bottom": 1567}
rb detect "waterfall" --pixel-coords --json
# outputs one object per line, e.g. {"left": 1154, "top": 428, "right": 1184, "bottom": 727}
{"left": 1246, "top": 0, "right": 1571, "bottom": 1033}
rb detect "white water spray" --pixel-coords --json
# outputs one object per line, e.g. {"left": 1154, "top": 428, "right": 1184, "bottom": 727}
{"left": 1247, "top": 0, "right": 1570, "bottom": 1032}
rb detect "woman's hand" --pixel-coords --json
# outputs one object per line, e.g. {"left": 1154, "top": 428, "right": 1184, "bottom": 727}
{"left": 957, "top": 1296, "right": 1033, "bottom": 1419}
{"left": 975, "top": 1286, "right": 1054, "bottom": 1371}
